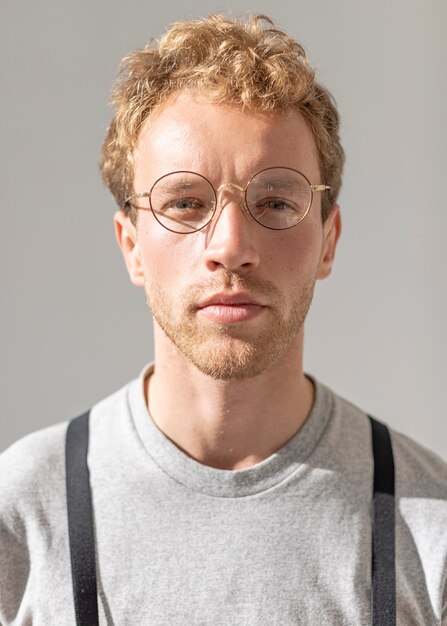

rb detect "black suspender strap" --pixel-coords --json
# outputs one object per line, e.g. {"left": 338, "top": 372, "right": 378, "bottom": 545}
{"left": 368, "top": 415, "right": 396, "bottom": 626}
{"left": 65, "top": 412, "right": 396, "bottom": 626}
{"left": 65, "top": 411, "right": 99, "bottom": 626}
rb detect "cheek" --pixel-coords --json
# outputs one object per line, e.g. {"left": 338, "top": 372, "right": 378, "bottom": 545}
{"left": 268, "top": 221, "right": 323, "bottom": 280}
{"left": 138, "top": 219, "right": 197, "bottom": 286}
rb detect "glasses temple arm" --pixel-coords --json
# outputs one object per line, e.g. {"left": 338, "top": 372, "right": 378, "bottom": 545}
{"left": 310, "top": 185, "right": 331, "bottom": 192}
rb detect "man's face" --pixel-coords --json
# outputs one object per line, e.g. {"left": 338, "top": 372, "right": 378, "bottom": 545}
{"left": 116, "top": 92, "right": 340, "bottom": 380}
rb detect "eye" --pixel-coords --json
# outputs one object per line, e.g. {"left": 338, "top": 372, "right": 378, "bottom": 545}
{"left": 253, "top": 197, "right": 299, "bottom": 213}
{"left": 162, "top": 197, "right": 208, "bottom": 212}
{"left": 166, "top": 198, "right": 203, "bottom": 209}
{"left": 260, "top": 199, "right": 291, "bottom": 210}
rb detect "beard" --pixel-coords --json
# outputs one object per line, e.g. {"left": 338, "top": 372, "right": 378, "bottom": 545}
{"left": 145, "top": 271, "right": 316, "bottom": 381}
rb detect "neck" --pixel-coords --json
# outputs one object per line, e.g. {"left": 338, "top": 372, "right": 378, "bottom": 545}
{"left": 146, "top": 326, "right": 314, "bottom": 470}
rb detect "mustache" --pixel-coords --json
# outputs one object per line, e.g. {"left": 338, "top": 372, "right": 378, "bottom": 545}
{"left": 185, "top": 271, "right": 281, "bottom": 307}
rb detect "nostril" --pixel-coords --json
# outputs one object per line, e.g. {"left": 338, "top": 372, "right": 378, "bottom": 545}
{"left": 202, "top": 221, "right": 260, "bottom": 272}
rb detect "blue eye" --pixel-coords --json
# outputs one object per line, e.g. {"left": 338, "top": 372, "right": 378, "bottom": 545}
{"left": 262, "top": 200, "right": 290, "bottom": 210}
{"left": 254, "top": 198, "right": 299, "bottom": 213}
{"left": 163, "top": 197, "right": 208, "bottom": 212}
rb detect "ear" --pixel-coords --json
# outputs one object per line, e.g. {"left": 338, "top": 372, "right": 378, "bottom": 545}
{"left": 316, "top": 204, "right": 342, "bottom": 280}
{"left": 114, "top": 211, "right": 145, "bottom": 287}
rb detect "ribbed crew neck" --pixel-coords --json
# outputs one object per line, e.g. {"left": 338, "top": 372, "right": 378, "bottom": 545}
{"left": 128, "top": 363, "right": 334, "bottom": 498}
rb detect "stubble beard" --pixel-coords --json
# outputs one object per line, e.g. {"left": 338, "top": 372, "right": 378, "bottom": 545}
{"left": 145, "top": 273, "right": 316, "bottom": 381}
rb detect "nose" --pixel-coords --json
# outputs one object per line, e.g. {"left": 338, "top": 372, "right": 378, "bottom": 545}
{"left": 202, "top": 184, "right": 260, "bottom": 273}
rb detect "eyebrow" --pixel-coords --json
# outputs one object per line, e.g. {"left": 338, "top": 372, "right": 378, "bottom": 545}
{"left": 156, "top": 180, "right": 205, "bottom": 193}
{"left": 256, "top": 179, "right": 302, "bottom": 191}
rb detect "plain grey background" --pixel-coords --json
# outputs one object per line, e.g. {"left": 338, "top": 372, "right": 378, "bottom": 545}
{"left": 1, "top": 0, "right": 446, "bottom": 461}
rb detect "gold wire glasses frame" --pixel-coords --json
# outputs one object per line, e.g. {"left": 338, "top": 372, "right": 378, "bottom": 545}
{"left": 124, "top": 167, "right": 331, "bottom": 234}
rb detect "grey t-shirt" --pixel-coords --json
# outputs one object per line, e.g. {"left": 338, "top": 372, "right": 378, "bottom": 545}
{"left": 1, "top": 363, "right": 447, "bottom": 625}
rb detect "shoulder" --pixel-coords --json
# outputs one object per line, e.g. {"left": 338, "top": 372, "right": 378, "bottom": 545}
{"left": 0, "top": 420, "right": 69, "bottom": 492}
{"left": 326, "top": 384, "right": 447, "bottom": 564}
{"left": 328, "top": 385, "right": 447, "bottom": 555}
{"left": 390, "top": 428, "right": 447, "bottom": 499}
{"left": 325, "top": 383, "right": 447, "bottom": 494}
{"left": 389, "top": 430, "right": 447, "bottom": 571}
{"left": 0, "top": 418, "right": 70, "bottom": 618}
{"left": 0, "top": 421, "right": 69, "bottom": 531}
{"left": 0, "top": 377, "right": 134, "bottom": 527}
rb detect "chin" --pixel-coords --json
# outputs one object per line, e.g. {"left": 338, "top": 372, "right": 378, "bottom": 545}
{"left": 148, "top": 275, "right": 315, "bottom": 381}
{"left": 169, "top": 332, "right": 299, "bottom": 381}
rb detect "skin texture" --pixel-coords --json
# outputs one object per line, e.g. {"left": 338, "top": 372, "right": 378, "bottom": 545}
{"left": 114, "top": 92, "right": 341, "bottom": 470}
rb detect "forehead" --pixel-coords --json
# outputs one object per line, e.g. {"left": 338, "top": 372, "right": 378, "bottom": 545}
{"left": 133, "top": 92, "right": 321, "bottom": 186}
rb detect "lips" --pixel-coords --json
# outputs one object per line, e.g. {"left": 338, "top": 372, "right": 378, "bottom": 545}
{"left": 196, "top": 292, "right": 266, "bottom": 324}
{"left": 196, "top": 292, "right": 264, "bottom": 309}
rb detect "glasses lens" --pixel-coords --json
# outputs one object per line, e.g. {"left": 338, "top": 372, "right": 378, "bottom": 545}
{"left": 246, "top": 168, "right": 312, "bottom": 229}
{"left": 150, "top": 172, "right": 215, "bottom": 234}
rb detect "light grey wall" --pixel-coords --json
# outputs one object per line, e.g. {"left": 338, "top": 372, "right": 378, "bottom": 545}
{"left": 1, "top": 0, "right": 446, "bottom": 460}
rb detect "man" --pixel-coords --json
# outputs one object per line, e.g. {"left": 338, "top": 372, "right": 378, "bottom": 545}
{"left": 1, "top": 13, "right": 446, "bottom": 626}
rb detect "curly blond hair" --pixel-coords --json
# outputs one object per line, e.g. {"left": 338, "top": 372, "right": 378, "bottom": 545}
{"left": 100, "top": 14, "right": 344, "bottom": 223}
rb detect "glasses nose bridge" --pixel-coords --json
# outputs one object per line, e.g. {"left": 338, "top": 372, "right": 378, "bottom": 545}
{"left": 216, "top": 182, "right": 245, "bottom": 193}
{"left": 213, "top": 181, "right": 248, "bottom": 218}
{"left": 215, "top": 181, "right": 245, "bottom": 202}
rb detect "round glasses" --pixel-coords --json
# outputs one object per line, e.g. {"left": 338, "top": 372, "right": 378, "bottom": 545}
{"left": 124, "top": 167, "right": 330, "bottom": 234}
